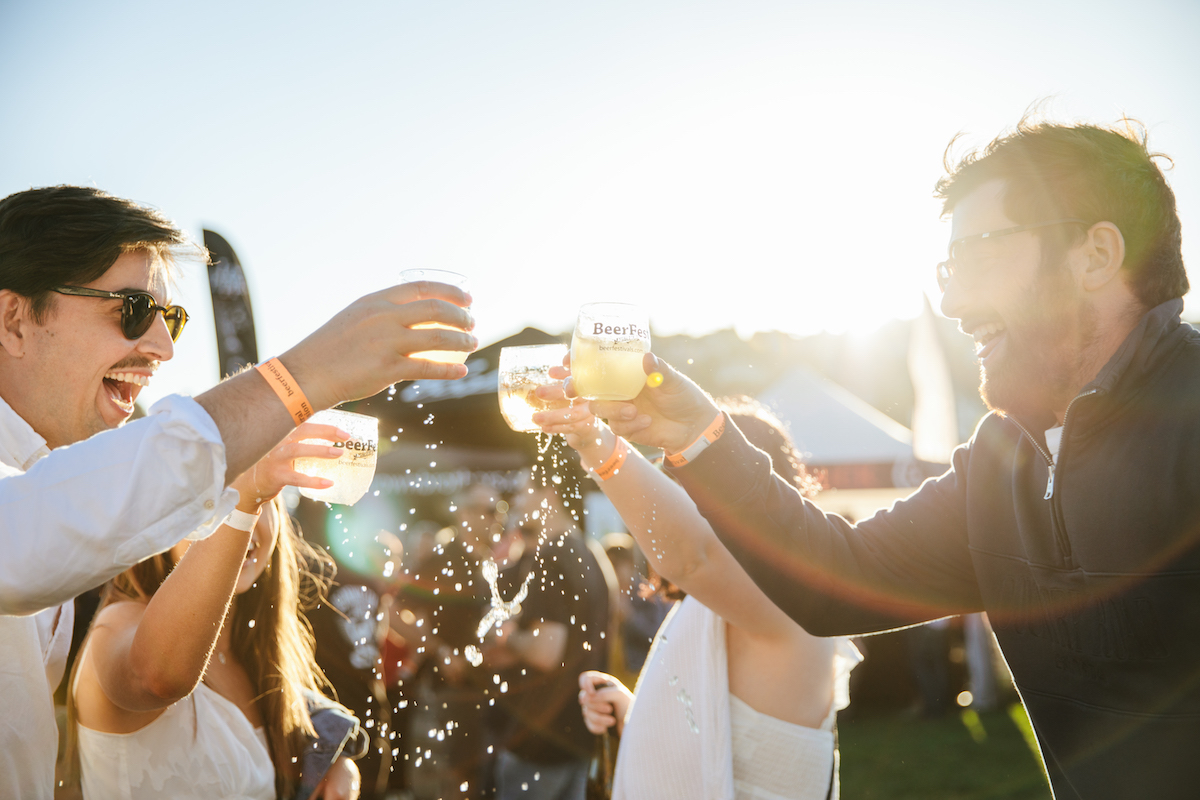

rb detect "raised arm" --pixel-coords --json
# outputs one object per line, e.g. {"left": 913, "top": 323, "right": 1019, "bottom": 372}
{"left": 0, "top": 280, "right": 475, "bottom": 615}
{"left": 535, "top": 388, "right": 798, "bottom": 639}
{"left": 74, "top": 424, "right": 341, "bottom": 722}
{"left": 553, "top": 357, "right": 985, "bottom": 637}
{"left": 198, "top": 279, "right": 476, "bottom": 484}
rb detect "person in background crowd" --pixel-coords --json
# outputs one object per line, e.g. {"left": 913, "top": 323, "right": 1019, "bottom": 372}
{"left": 485, "top": 477, "right": 613, "bottom": 800}
{"left": 0, "top": 185, "right": 475, "bottom": 798}
{"left": 539, "top": 397, "right": 859, "bottom": 799}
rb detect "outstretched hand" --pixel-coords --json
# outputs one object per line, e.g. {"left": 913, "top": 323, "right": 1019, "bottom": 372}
{"left": 282, "top": 280, "right": 478, "bottom": 411}
{"left": 231, "top": 421, "right": 347, "bottom": 511}
{"left": 539, "top": 352, "right": 719, "bottom": 455}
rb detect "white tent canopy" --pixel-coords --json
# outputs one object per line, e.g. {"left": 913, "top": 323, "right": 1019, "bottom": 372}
{"left": 757, "top": 366, "right": 914, "bottom": 466}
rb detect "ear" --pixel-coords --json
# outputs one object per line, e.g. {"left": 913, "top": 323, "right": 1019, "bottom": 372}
{"left": 0, "top": 290, "right": 32, "bottom": 358}
{"left": 1078, "top": 222, "right": 1126, "bottom": 293}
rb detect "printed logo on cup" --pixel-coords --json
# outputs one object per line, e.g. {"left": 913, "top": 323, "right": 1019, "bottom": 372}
{"left": 591, "top": 323, "right": 650, "bottom": 339}
{"left": 333, "top": 439, "right": 378, "bottom": 462}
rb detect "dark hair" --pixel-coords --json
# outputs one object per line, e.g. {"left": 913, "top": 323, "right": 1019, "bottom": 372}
{"left": 0, "top": 185, "right": 201, "bottom": 322}
{"left": 935, "top": 116, "right": 1187, "bottom": 309}
{"left": 65, "top": 498, "right": 335, "bottom": 798}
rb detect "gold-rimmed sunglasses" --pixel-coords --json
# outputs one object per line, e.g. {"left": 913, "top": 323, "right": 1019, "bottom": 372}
{"left": 53, "top": 285, "right": 189, "bottom": 342}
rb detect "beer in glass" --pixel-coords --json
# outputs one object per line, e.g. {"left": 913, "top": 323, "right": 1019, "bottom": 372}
{"left": 295, "top": 408, "right": 379, "bottom": 505}
{"left": 498, "top": 343, "right": 570, "bottom": 432}
{"left": 399, "top": 268, "right": 472, "bottom": 364}
{"left": 571, "top": 303, "right": 650, "bottom": 401}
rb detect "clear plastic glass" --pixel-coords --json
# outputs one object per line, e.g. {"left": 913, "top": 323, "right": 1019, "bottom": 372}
{"left": 399, "top": 268, "right": 472, "bottom": 364}
{"left": 570, "top": 303, "right": 651, "bottom": 401}
{"left": 294, "top": 408, "right": 379, "bottom": 505}
{"left": 498, "top": 343, "right": 570, "bottom": 432}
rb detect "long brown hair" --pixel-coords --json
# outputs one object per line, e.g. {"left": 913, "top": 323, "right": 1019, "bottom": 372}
{"left": 65, "top": 497, "right": 334, "bottom": 798}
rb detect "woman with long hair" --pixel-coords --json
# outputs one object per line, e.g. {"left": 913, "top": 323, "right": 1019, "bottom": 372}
{"left": 68, "top": 422, "right": 362, "bottom": 799}
{"left": 537, "top": 394, "right": 860, "bottom": 800}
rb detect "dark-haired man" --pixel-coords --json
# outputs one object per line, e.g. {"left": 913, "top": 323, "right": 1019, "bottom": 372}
{"left": 0, "top": 185, "right": 477, "bottom": 798}
{"left": 559, "top": 120, "right": 1198, "bottom": 798}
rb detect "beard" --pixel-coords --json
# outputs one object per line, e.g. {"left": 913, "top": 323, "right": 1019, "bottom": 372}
{"left": 978, "top": 261, "right": 1094, "bottom": 423}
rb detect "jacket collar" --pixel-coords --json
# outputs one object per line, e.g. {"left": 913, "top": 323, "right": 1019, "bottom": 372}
{"left": 0, "top": 392, "right": 50, "bottom": 471}
{"left": 1082, "top": 298, "right": 1186, "bottom": 399}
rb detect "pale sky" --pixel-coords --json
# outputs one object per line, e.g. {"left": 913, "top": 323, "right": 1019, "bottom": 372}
{"left": 2, "top": 0, "right": 1197, "bottom": 405}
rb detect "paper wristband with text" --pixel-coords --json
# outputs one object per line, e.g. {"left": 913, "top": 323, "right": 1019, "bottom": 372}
{"left": 664, "top": 411, "right": 726, "bottom": 468}
{"left": 255, "top": 358, "right": 314, "bottom": 425}
{"left": 592, "top": 436, "right": 630, "bottom": 481}
{"left": 223, "top": 508, "right": 262, "bottom": 533}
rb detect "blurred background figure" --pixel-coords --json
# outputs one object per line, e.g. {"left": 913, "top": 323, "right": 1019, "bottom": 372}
{"left": 393, "top": 521, "right": 492, "bottom": 800}
{"left": 484, "top": 476, "right": 613, "bottom": 800}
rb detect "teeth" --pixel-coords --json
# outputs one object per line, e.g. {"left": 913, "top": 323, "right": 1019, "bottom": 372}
{"left": 104, "top": 371, "right": 151, "bottom": 387}
{"left": 971, "top": 322, "right": 1006, "bottom": 343}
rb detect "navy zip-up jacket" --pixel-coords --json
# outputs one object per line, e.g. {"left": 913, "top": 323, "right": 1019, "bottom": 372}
{"left": 671, "top": 299, "right": 1200, "bottom": 799}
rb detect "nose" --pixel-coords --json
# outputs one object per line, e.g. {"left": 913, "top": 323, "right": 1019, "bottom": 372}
{"left": 137, "top": 310, "right": 175, "bottom": 362}
{"left": 939, "top": 275, "right": 969, "bottom": 322}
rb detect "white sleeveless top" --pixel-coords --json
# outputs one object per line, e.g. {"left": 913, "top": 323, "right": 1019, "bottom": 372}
{"left": 612, "top": 597, "right": 860, "bottom": 800}
{"left": 77, "top": 681, "right": 275, "bottom": 800}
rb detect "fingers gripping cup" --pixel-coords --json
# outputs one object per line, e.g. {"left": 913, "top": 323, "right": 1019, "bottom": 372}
{"left": 571, "top": 303, "right": 651, "bottom": 401}
{"left": 498, "top": 343, "right": 571, "bottom": 433}
{"left": 399, "top": 268, "right": 472, "bottom": 364}
{"left": 295, "top": 409, "right": 379, "bottom": 506}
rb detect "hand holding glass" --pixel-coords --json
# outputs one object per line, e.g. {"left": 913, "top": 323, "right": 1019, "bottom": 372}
{"left": 498, "top": 344, "right": 571, "bottom": 433}
{"left": 399, "top": 269, "right": 473, "bottom": 364}
{"left": 294, "top": 408, "right": 379, "bottom": 505}
{"left": 570, "top": 303, "right": 651, "bottom": 401}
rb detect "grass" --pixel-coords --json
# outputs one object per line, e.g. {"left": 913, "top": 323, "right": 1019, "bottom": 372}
{"left": 838, "top": 704, "right": 1053, "bottom": 799}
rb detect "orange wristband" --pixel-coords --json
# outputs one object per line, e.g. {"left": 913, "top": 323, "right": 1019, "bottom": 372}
{"left": 256, "top": 357, "right": 314, "bottom": 425}
{"left": 592, "top": 437, "right": 630, "bottom": 481}
{"left": 664, "top": 411, "right": 725, "bottom": 468}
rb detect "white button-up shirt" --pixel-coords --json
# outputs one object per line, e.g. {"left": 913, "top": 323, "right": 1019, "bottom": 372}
{"left": 0, "top": 393, "right": 238, "bottom": 799}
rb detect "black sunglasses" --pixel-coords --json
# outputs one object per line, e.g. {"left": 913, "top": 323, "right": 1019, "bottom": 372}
{"left": 936, "top": 218, "right": 1089, "bottom": 292}
{"left": 52, "top": 285, "right": 189, "bottom": 342}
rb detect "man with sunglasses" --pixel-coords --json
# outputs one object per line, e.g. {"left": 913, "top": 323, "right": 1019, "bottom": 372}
{"left": 550, "top": 120, "right": 1198, "bottom": 798}
{"left": 0, "top": 185, "right": 478, "bottom": 798}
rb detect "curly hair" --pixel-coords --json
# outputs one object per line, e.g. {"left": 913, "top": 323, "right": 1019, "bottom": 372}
{"left": 935, "top": 115, "right": 1187, "bottom": 309}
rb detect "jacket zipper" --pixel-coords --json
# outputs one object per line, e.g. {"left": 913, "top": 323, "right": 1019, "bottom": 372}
{"left": 1008, "top": 389, "right": 1098, "bottom": 565}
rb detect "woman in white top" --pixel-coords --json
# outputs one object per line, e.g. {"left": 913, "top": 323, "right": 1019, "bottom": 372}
{"left": 537, "top": 394, "right": 860, "bottom": 800}
{"left": 68, "top": 421, "right": 361, "bottom": 799}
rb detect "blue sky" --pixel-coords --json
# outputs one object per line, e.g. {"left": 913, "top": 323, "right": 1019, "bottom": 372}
{"left": 2, "top": 0, "right": 1197, "bottom": 403}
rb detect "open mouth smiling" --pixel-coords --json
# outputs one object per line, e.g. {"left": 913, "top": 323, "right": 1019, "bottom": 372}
{"left": 102, "top": 370, "right": 151, "bottom": 415}
{"left": 969, "top": 321, "right": 1007, "bottom": 361}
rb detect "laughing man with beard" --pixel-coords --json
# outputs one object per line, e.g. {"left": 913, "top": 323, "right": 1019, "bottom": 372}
{"left": 575, "top": 119, "right": 1197, "bottom": 799}
{"left": 0, "top": 186, "right": 477, "bottom": 799}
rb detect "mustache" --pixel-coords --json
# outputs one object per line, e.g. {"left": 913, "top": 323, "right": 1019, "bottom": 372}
{"left": 108, "top": 355, "right": 158, "bottom": 372}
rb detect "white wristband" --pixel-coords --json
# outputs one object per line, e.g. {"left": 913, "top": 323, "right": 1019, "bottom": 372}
{"left": 223, "top": 508, "right": 262, "bottom": 532}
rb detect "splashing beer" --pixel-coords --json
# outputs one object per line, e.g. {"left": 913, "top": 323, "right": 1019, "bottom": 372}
{"left": 571, "top": 303, "right": 650, "bottom": 401}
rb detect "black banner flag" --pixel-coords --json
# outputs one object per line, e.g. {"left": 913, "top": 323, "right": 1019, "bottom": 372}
{"left": 203, "top": 229, "right": 259, "bottom": 379}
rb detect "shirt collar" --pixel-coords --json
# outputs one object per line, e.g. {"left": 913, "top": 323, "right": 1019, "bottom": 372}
{"left": 0, "top": 392, "right": 51, "bottom": 471}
